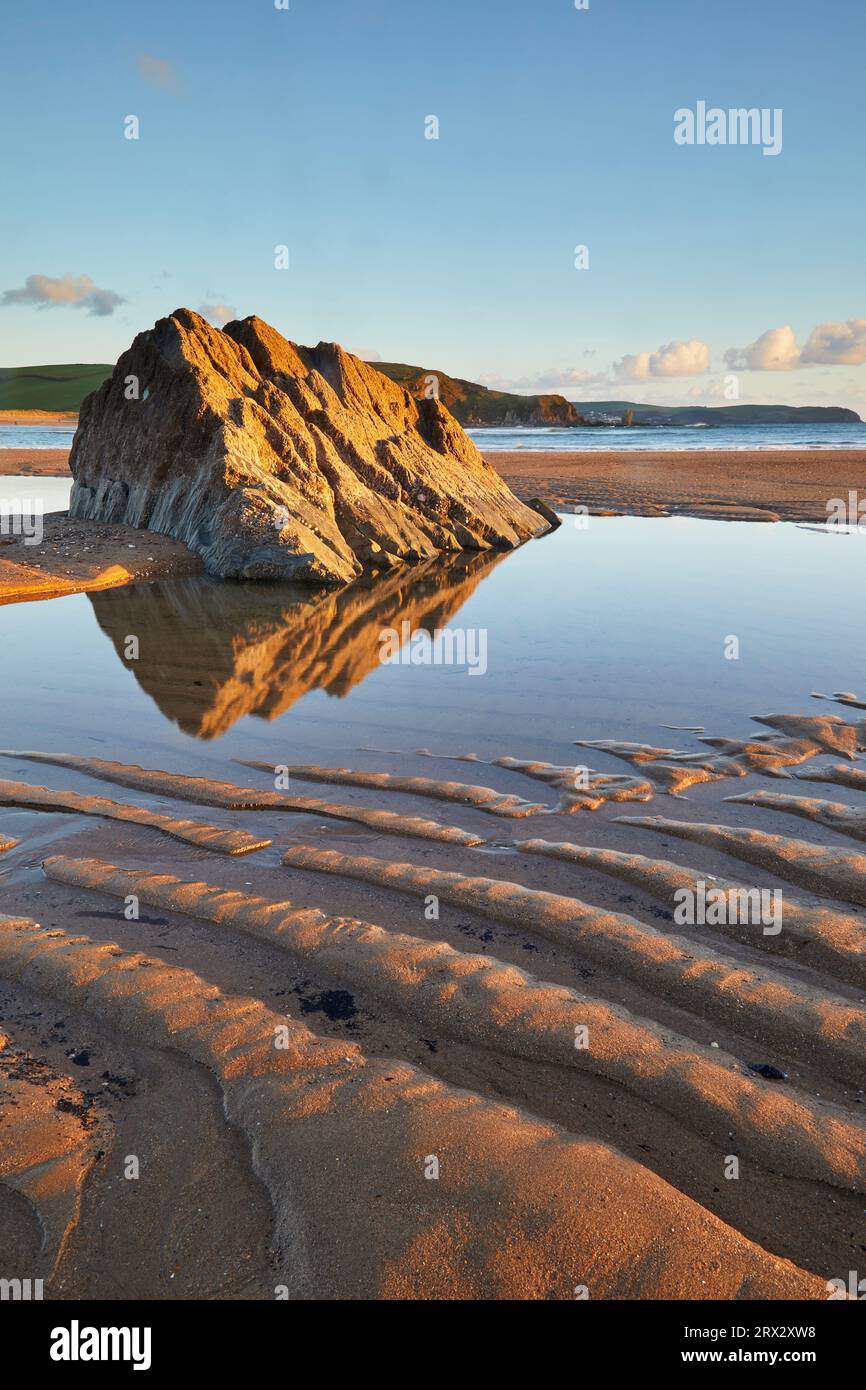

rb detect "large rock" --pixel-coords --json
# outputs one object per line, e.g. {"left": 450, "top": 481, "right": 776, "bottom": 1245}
{"left": 69, "top": 309, "right": 547, "bottom": 584}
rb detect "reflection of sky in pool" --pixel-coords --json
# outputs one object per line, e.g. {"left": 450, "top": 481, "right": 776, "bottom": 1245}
{"left": 1, "top": 511, "right": 864, "bottom": 780}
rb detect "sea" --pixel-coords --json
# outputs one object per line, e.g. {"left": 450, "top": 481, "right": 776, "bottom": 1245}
{"left": 2, "top": 421, "right": 865, "bottom": 452}
{"left": 0, "top": 424, "right": 77, "bottom": 448}
{"left": 468, "top": 422, "right": 866, "bottom": 452}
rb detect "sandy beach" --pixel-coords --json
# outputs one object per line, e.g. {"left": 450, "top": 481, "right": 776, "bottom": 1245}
{"left": 0, "top": 410, "right": 78, "bottom": 426}
{"left": 492, "top": 448, "right": 866, "bottom": 523}
{"left": 0, "top": 513, "right": 202, "bottom": 603}
{"left": 4, "top": 404, "right": 866, "bottom": 1303}
{"left": 0, "top": 449, "right": 74, "bottom": 476}
{"left": 6, "top": 0, "right": 866, "bottom": 1348}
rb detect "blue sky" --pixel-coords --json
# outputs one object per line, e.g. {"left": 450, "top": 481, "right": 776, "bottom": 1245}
{"left": 1, "top": 0, "right": 864, "bottom": 410}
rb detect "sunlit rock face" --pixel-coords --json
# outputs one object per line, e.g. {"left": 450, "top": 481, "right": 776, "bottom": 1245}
{"left": 69, "top": 309, "right": 546, "bottom": 584}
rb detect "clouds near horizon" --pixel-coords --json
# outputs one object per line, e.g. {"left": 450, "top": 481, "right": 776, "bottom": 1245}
{"left": 725, "top": 325, "right": 801, "bottom": 372}
{"left": 801, "top": 319, "right": 866, "bottom": 366}
{"left": 610, "top": 339, "right": 710, "bottom": 384}
{"left": 726, "top": 319, "right": 866, "bottom": 371}
{"left": 480, "top": 366, "right": 600, "bottom": 393}
{"left": 1, "top": 272, "right": 124, "bottom": 317}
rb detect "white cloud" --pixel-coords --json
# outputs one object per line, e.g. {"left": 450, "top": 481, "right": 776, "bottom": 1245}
{"left": 801, "top": 319, "right": 866, "bottom": 366}
{"left": 1, "top": 272, "right": 124, "bottom": 316}
{"left": 198, "top": 302, "right": 236, "bottom": 328}
{"left": 725, "top": 325, "right": 801, "bottom": 371}
{"left": 726, "top": 319, "right": 866, "bottom": 371}
{"left": 611, "top": 338, "right": 710, "bottom": 383}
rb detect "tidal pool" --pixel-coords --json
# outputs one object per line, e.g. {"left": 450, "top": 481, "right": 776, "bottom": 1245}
{"left": 1, "top": 513, "right": 863, "bottom": 785}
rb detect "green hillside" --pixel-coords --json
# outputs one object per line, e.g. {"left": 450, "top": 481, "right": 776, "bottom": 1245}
{"left": 0, "top": 364, "right": 112, "bottom": 411}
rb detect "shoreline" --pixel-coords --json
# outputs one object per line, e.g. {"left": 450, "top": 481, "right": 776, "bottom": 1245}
{"left": 481, "top": 443, "right": 866, "bottom": 454}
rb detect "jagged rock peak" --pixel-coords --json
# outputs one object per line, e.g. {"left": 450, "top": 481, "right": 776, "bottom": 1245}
{"left": 69, "top": 308, "right": 546, "bottom": 584}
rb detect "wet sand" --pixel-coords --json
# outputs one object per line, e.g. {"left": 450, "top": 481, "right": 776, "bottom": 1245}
{"left": 0, "top": 449, "right": 73, "bottom": 476}
{"left": 491, "top": 448, "right": 866, "bottom": 523}
{"left": 0, "top": 513, "right": 201, "bottom": 604}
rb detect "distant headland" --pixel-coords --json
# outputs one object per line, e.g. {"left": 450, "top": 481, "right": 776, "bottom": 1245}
{"left": 374, "top": 363, "right": 862, "bottom": 428}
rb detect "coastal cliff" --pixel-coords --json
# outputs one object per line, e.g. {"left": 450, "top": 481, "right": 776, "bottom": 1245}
{"left": 374, "top": 362, "right": 584, "bottom": 427}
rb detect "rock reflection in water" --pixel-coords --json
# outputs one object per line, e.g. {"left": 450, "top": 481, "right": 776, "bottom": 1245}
{"left": 87, "top": 551, "right": 504, "bottom": 739}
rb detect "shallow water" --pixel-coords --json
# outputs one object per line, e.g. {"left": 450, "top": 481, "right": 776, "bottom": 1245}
{"left": 1, "top": 514, "right": 864, "bottom": 784}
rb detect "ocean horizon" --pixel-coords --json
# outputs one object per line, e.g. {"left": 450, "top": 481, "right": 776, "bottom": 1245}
{"left": 469, "top": 420, "right": 866, "bottom": 451}
{"left": 4, "top": 419, "right": 866, "bottom": 453}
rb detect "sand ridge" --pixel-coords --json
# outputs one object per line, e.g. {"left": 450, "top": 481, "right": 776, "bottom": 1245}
{"left": 0, "top": 915, "right": 826, "bottom": 1299}
{"left": 366, "top": 745, "right": 654, "bottom": 811}
{"left": 39, "top": 854, "right": 866, "bottom": 1194}
{"left": 726, "top": 788, "right": 866, "bottom": 845}
{"left": 281, "top": 844, "right": 866, "bottom": 1084}
{"left": 237, "top": 758, "right": 548, "bottom": 817}
{"left": 4, "top": 692, "right": 866, "bottom": 1296}
{"left": 0, "top": 777, "right": 272, "bottom": 855}
{"left": 797, "top": 763, "right": 866, "bottom": 794}
{"left": 0, "top": 752, "right": 485, "bottom": 846}
{"left": 619, "top": 814, "right": 866, "bottom": 909}
{"left": 516, "top": 837, "right": 866, "bottom": 988}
